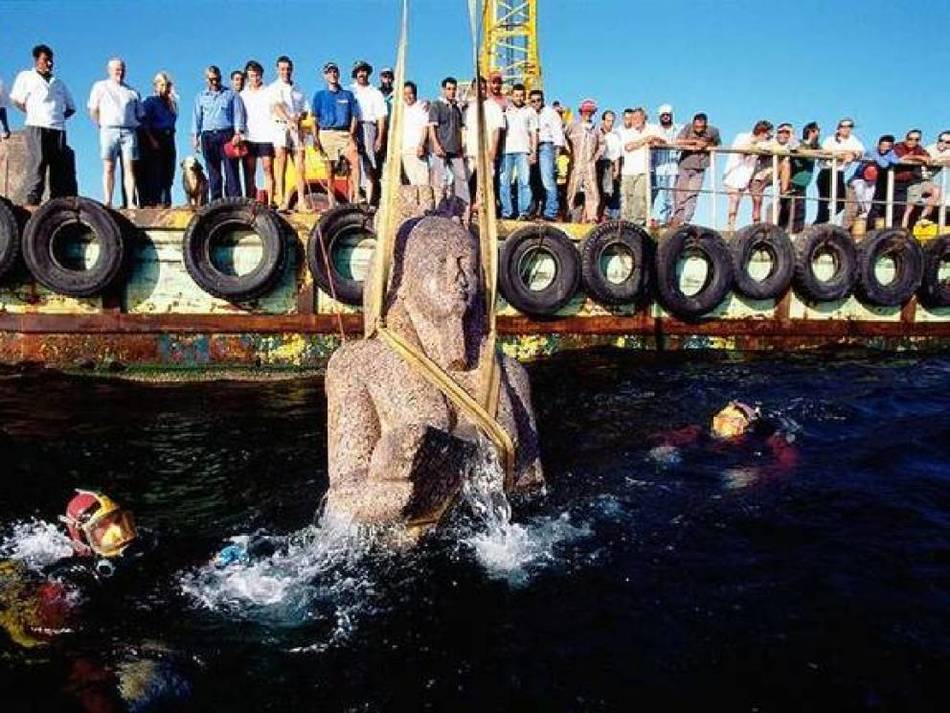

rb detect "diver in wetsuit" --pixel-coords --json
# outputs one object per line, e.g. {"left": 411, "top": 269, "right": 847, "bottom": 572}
{"left": 0, "top": 490, "right": 190, "bottom": 710}
{"left": 650, "top": 401, "right": 799, "bottom": 481}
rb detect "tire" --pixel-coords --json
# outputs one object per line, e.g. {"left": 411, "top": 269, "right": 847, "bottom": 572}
{"left": 306, "top": 204, "right": 376, "bottom": 306}
{"left": 855, "top": 228, "right": 923, "bottom": 307}
{"left": 0, "top": 197, "right": 19, "bottom": 282}
{"left": 580, "top": 220, "right": 653, "bottom": 306}
{"left": 21, "top": 196, "right": 124, "bottom": 297}
{"left": 499, "top": 224, "right": 580, "bottom": 316}
{"left": 730, "top": 223, "right": 794, "bottom": 300}
{"left": 182, "top": 197, "right": 286, "bottom": 301}
{"left": 792, "top": 225, "right": 857, "bottom": 302}
{"left": 655, "top": 224, "right": 733, "bottom": 320}
{"left": 919, "top": 234, "right": 950, "bottom": 308}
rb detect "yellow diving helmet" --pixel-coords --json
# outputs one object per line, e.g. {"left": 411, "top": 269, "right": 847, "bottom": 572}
{"left": 711, "top": 401, "right": 760, "bottom": 440}
{"left": 60, "top": 490, "right": 138, "bottom": 558}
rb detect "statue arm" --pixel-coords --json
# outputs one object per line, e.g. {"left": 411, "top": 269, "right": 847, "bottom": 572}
{"left": 326, "top": 348, "right": 379, "bottom": 487}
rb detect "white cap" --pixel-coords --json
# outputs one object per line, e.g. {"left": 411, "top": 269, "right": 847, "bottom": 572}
{"left": 657, "top": 104, "right": 673, "bottom": 115}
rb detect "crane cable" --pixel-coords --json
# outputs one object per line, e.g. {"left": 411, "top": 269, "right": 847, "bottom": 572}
{"left": 365, "top": 0, "right": 515, "bottom": 494}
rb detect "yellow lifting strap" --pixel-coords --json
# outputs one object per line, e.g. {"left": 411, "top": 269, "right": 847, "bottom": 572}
{"left": 363, "top": 0, "right": 515, "bottom": 492}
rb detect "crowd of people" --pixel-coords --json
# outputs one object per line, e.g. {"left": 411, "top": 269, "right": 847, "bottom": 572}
{"left": 2, "top": 43, "right": 949, "bottom": 231}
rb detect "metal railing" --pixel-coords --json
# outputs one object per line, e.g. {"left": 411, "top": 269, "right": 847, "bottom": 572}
{"left": 641, "top": 144, "right": 949, "bottom": 234}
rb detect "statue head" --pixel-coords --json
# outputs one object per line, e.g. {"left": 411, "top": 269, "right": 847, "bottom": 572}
{"left": 389, "top": 217, "right": 482, "bottom": 371}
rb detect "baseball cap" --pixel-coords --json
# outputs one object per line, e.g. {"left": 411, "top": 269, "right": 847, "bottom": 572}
{"left": 322, "top": 61, "right": 339, "bottom": 73}
{"left": 657, "top": 103, "right": 673, "bottom": 115}
{"left": 380, "top": 67, "right": 394, "bottom": 77}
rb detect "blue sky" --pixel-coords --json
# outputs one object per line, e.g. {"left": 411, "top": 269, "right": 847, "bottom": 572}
{"left": 3, "top": 0, "right": 949, "bottom": 224}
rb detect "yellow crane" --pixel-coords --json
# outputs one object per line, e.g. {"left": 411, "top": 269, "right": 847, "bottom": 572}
{"left": 479, "top": 0, "right": 542, "bottom": 90}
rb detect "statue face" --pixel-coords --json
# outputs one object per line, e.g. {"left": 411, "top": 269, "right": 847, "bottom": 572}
{"left": 399, "top": 218, "right": 481, "bottom": 371}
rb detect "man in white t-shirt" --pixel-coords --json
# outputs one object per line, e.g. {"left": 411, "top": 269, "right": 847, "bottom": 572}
{"left": 10, "top": 43, "right": 77, "bottom": 205}
{"left": 240, "top": 60, "right": 276, "bottom": 202}
{"left": 350, "top": 60, "right": 387, "bottom": 206}
{"left": 499, "top": 83, "right": 538, "bottom": 219}
{"left": 400, "top": 81, "right": 430, "bottom": 186}
{"left": 88, "top": 57, "right": 144, "bottom": 207}
{"left": 598, "top": 110, "right": 622, "bottom": 220}
{"left": 925, "top": 131, "right": 950, "bottom": 208}
{"left": 462, "top": 77, "right": 504, "bottom": 212}
{"left": 269, "top": 55, "right": 310, "bottom": 211}
{"left": 530, "top": 89, "right": 563, "bottom": 220}
{"left": 816, "top": 117, "right": 864, "bottom": 224}
{"left": 619, "top": 107, "right": 663, "bottom": 225}
{"left": 650, "top": 104, "right": 681, "bottom": 225}
{"left": 722, "top": 120, "right": 773, "bottom": 230}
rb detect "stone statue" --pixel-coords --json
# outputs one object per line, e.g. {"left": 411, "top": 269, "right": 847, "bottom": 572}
{"left": 325, "top": 215, "right": 543, "bottom": 526}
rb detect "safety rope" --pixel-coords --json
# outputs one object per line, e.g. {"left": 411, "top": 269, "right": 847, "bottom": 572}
{"left": 359, "top": 0, "right": 515, "bottom": 497}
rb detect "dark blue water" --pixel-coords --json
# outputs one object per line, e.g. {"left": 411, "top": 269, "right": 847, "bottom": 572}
{"left": 1, "top": 351, "right": 948, "bottom": 711}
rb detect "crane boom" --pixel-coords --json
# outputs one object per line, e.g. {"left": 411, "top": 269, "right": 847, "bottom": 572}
{"left": 479, "top": 0, "right": 542, "bottom": 91}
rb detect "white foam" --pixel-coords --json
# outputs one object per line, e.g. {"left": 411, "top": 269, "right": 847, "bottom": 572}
{"left": 179, "top": 512, "right": 387, "bottom": 645}
{"left": 0, "top": 519, "right": 75, "bottom": 569}
{"left": 458, "top": 443, "right": 591, "bottom": 586}
{"left": 648, "top": 445, "right": 682, "bottom": 468}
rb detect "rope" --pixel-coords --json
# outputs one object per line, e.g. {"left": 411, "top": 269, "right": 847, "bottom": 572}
{"left": 359, "top": 0, "right": 515, "bottom": 499}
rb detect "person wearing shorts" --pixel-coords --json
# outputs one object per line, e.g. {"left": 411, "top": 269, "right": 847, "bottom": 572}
{"left": 312, "top": 61, "right": 360, "bottom": 206}
{"left": 239, "top": 60, "right": 276, "bottom": 202}
{"left": 88, "top": 57, "right": 144, "bottom": 207}
{"left": 269, "top": 55, "right": 310, "bottom": 212}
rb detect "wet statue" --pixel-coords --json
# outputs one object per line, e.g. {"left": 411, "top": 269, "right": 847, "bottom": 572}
{"left": 325, "top": 215, "right": 544, "bottom": 527}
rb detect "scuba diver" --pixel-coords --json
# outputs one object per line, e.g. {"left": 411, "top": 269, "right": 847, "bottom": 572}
{"left": 649, "top": 401, "right": 799, "bottom": 485}
{"left": 1, "top": 490, "right": 190, "bottom": 711}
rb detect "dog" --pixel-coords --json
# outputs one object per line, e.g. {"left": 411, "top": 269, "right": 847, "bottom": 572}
{"left": 180, "top": 156, "right": 209, "bottom": 208}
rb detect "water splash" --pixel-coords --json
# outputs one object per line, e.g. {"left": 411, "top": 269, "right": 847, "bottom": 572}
{"left": 457, "top": 443, "right": 590, "bottom": 587}
{"left": 179, "top": 512, "right": 388, "bottom": 645}
{"left": 0, "top": 519, "right": 75, "bottom": 569}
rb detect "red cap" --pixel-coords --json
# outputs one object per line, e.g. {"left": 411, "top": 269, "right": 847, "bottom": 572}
{"left": 579, "top": 98, "right": 597, "bottom": 114}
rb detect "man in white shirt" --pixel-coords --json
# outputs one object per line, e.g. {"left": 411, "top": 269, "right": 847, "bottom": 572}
{"left": 597, "top": 110, "right": 622, "bottom": 220}
{"left": 350, "top": 60, "right": 388, "bottom": 206}
{"left": 815, "top": 117, "right": 864, "bottom": 224}
{"left": 499, "top": 83, "right": 538, "bottom": 219}
{"left": 269, "top": 56, "right": 309, "bottom": 212}
{"left": 722, "top": 120, "right": 773, "bottom": 230}
{"left": 239, "top": 60, "right": 276, "bottom": 202}
{"left": 619, "top": 107, "right": 663, "bottom": 226}
{"left": 88, "top": 57, "right": 144, "bottom": 207}
{"left": 651, "top": 104, "right": 681, "bottom": 225}
{"left": 463, "top": 76, "right": 504, "bottom": 213}
{"left": 529, "top": 89, "right": 563, "bottom": 221}
{"left": 926, "top": 131, "right": 950, "bottom": 209}
{"left": 9, "top": 44, "right": 77, "bottom": 205}
{"left": 400, "top": 81, "right": 429, "bottom": 186}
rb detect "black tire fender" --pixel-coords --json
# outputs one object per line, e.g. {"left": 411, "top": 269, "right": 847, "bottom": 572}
{"left": 499, "top": 224, "right": 580, "bottom": 317}
{"left": 655, "top": 224, "right": 733, "bottom": 320}
{"left": 792, "top": 225, "right": 857, "bottom": 302}
{"left": 580, "top": 220, "right": 653, "bottom": 306}
{"left": 919, "top": 233, "right": 950, "bottom": 308}
{"left": 730, "top": 223, "right": 794, "bottom": 300}
{"left": 855, "top": 228, "right": 923, "bottom": 307}
{"left": 21, "top": 196, "right": 124, "bottom": 297}
{"left": 306, "top": 204, "right": 376, "bottom": 306}
{"left": 182, "top": 197, "right": 286, "bottom": 301}
{"left": 0, "top": 197, "right": 20, "bottom": 282}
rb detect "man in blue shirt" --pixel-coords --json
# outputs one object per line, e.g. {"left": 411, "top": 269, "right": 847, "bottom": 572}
{"left": 311, "top": 62, "right": 360, "bottom": 205}
{"left": 190, "top": 65, "right": 246, "bottom": 201}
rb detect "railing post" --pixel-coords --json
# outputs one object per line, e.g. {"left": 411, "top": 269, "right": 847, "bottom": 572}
{"left": 771, "top": 153, "right": 780, "bottom": 226}
{"left": 645, "top": 145, "right": 652, "bottom": 225}
{"left": 830, "top": 155, "right": 838, "bottom": 225}
{"left": 940, "top": 170, "right": 947, "bottom": 232}
{"left": 710, "top": 149, "right": 717, "bottom": 230}
{"left": 886, "top": 168, "right": 895, "bottom": 229}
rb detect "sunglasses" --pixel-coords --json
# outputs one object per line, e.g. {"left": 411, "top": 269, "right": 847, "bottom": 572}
{"left": 839, "top": 123, "right": 853, "bottom": 128}
{"left": 778, "top": 129, "right": 791, "bottom": 134}
{"left": 907, "top": 136, "right": 921, "bottom": 142}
